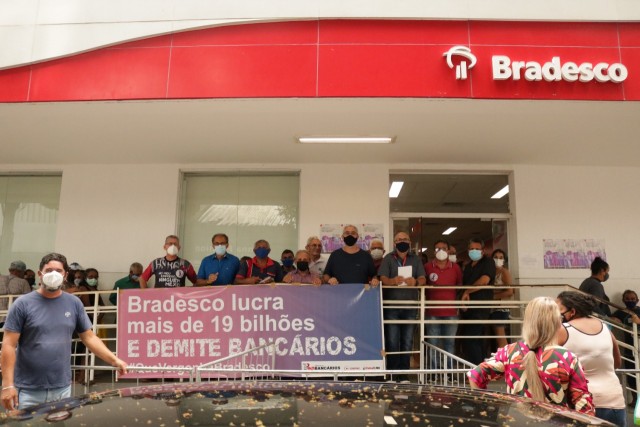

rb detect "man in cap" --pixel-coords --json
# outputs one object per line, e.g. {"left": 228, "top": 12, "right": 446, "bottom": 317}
{"left": 0, "top": 261, "right": 32, "bottom": 326}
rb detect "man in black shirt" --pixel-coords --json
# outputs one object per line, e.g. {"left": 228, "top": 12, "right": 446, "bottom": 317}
{"left": 459, "top": 238, "right": 496, "bottom": 365}
{"left": 323, "top": 225, "right": 379, "bottom": 286}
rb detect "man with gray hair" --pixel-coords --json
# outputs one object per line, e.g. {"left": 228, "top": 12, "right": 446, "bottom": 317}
{"left": 369, "top": 238, "right": 385, "bottom": 273}
{"left": 0, "top": 261, "right": 32, "bottom": 325}
{"left": 305, "top": 236, "right": 326, "bottom": 276}
{"left": 323, "top": 225, "right": 379, "bottom": 286}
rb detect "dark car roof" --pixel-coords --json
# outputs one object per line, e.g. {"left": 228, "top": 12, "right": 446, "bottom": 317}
{"left": 0, "top": 381, "right": 614, "bottom": 426}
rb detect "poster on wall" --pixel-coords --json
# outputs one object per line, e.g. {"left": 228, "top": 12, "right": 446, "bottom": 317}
{"left": 319, "top": 223, "right": 384, "bottom": 253}
{"left": 543, "top": 239, "right": 606, "bottom": 269}
{"left": 117, "top": 284, "right": 385, "bottom": 378}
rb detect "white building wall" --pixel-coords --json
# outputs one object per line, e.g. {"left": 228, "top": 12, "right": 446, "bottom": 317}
{"left": 36, "top": 162, "right": 638, "bottom": 307}
{"left": 2, "top": 0, "right": 640, "bottom": 69}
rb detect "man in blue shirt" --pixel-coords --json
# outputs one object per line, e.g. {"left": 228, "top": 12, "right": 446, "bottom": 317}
{"left": 1, "top": 252, "right": 127, "bottom": 410}
{"left": 197, "top": 233, "right": 240, "bottom": 286}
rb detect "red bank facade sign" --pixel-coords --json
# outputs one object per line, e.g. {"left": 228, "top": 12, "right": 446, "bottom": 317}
{"left": 1, "top": 20, "right": 639, "bottom": 102}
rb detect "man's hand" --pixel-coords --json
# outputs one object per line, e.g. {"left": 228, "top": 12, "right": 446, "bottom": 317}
{"left": 404, "top": 277, "right": 417, "bottom": 287}
{"left": 327, "top": 277, "right": 339, "bottom": 285}
{"left": 1, "top": 386, "right": 17, "bottom": 411}
{"left": 370, "top": 277, "right": 380, "bottom": 287}
{"left": 113, "top": 358, "right": 128, "bottom": 376}
{"left": 312, "top": 277, "right": 322, "bottom": 286}
{"left": 207, "top": 273, "right": 218, "bottom": 284}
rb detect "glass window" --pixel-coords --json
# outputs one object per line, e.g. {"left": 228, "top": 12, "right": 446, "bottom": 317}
{"left": 178, "top": 173, "right": 299, "bottom": 269}
{"left": 0, "top": 175, "right": 62, "bottom": 272}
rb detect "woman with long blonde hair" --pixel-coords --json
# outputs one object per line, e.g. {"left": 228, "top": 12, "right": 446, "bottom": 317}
{"left": 468, "top": 296, "right": 594, "bottom": 415}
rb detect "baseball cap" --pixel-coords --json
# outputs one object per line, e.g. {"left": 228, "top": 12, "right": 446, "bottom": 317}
{"left": 9, "top": 260, "right": 27, "bottom": 271}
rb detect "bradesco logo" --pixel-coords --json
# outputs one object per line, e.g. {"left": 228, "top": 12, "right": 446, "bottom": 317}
{"left": 443, "top": 45, "right": 628, "bottom": 83}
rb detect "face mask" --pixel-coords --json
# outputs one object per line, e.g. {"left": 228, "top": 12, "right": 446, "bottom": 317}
{"left": 254, "top": 247, "right": 270, "bottom": 259}
{"left": 130, "top": 274, "right": 140, "bottom": 281}
{"left": 603, "top": 273, "right": 609, "bottom": 282}
{"left": 26, "top": 277, "right": 35, "bottom": 286}
{"left": 435, "top": 250, "right": 449, "bottom": 261}
{"left": 166, "top": 245, "right": 179, "bottom": 256}
{"left": 74, "top": 278, "right": 83, "bottom": 286}
{"left": 297, "top": 261, "right": 309, "bottom": 271}
{"left": 625, "top": 301, "right": 638, "bottom": 310}
{"left": 370, "top": 249, "right": 384, "bottom": 260}
{"left": 494, "top": 258, "right": 504, "bottom": 268}
{"left": 42, "top": 271, "right": 64, "bottom": 291}
{"left": 449, "top": 255, "right": 457, "bottom": 263}
{"left": 395, "top": 242, "right": 410, "bottom": 253}
{"left": 343, "top": 235, "right": 358, "bottom": 247}
{"left": 214, "top": 245, "right": 227, "bottom": 256}
{"left": 282, "top": 258, "right": 294, "bottom": 268}
{"left": 469, "top": 249, "right": 483, "bottom": 262}
{"left": 86, "top": 278, "right": 98, "bottom": 287}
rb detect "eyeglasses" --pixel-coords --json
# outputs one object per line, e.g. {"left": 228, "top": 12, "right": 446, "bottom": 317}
{"left": 308, "top": 244, "right": 322, "bottom": 248}
{"left": 434, "top": 247, "right": 448, "bottom": 252}
{"left": 213, "top": 241, "right": 228, "bottom": 245}
{"left": 395, "top": 238, "right": 410, "bottom": 243}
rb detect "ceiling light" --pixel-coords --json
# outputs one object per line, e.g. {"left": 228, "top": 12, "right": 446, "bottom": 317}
{"left": 491, "top": 185, "right": 509, "bottom": 199}
{"left": 442, "top": 227, "right": 457, "bottom": 235}
{"left": 297, "top": 137, "right": 394, "bottom": 144}
{"left": 389, "top": 181, "right": 404, "bottom": 198}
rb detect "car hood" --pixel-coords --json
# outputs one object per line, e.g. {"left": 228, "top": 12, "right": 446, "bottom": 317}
{"left": 0, "top": 381, "right": 615, "bottom": 426}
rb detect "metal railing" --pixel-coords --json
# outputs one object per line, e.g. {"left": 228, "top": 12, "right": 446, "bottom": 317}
{"left": 0, "top": 285, "right": 637, "bottom": 402}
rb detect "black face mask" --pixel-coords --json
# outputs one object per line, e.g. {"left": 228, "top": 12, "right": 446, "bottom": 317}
{"left": 395, "top": 242, "right": 410, "bottom": 253}
{"left": 343, "top": 235, "right": 358, "bottom": 247}
{"left": 297, "top": 261, "right": 309, "bottom": 271}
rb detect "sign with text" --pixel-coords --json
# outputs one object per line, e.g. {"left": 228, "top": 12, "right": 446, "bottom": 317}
{"left": 117, "top": 284, "right": 384, "bottom": 378}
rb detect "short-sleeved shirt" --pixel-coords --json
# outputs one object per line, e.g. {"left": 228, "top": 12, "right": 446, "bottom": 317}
{"left": 462, "top": 255, "right": 496, "bottom": 319}
{"left": 285, "top": 270, "right": 320, "bottom": 284}
{"left": 141, "top": 256, "right": 197, "bottom": 288}
{"left": 4, "top": 291, "right": 92, "bottom": 389}
{"left": 425, "top": 260, "right": 463, "bottom": 317}
{"left": 236, "top": 257, "right": 283, "bottom": 282}
{"left": 378, "top": 251, "right": 426, "bottom": 301}
{"left": 197, "top": 253, "right": 241, "bottom": 285}
{"left": 468, "top": 342, "right": 595, "bottom": 415}
{"left": 309, "top": 257, "right": 326, "bottom": 276}
{"left": 109, "top": 275, "right": 141, "bottom": 305}
{"left": 579, "top": 277, "right": 611, "bottom": 316}
{"left": 0, "top": 274, "right": 32, "bottom": 322}
{"left": 324, "top": 249, "right": 376, "bottom": 284}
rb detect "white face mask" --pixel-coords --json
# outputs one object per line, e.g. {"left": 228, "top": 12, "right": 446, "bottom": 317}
{"left": 166, "top": 244, "right": 179, "bottom": 256}
{"left": 494, "top": 258, "right": 505, "bottom": 268}
{"left": 370, "top": 249, "right": 384, "bottom": 260}
{"left": 435, "top": 250, "right": 449, "bottom": 261}
{"left": 448, "top": 254, "right": 457, "bottom": 263}
{"left": 42, "top": 271, "right": 64, "bottom": 291}
{"left": 214, "top": 245, "right": 227, "bottom": 256}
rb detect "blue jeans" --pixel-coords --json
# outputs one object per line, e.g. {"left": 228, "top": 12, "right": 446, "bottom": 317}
{"left": 425, "top": 316, "right": 458, "bottom": 369}
{"left": 384, "top": 308, "right": 418, "bottom": 372}
{"left": 18, "top": 385, "right": 71, "bottom": 409}
{"left": 595, "top": 408, "right": 626, "bottom": 427}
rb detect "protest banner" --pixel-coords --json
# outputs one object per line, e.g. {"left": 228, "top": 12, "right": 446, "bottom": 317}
{"left": 117, "top": 283, "right": 384, "bottom": 378}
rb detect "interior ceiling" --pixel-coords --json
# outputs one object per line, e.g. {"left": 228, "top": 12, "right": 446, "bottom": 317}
{"left": 1, "top": 97, "right": 639, "bottom": 166}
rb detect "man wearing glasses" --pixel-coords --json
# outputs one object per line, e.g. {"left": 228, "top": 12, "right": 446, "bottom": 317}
{"left": 305, "top": 236, "right": 326, "bottom": 276}
{"left": 196, "top": 233, "right": 241, "bottom": 286}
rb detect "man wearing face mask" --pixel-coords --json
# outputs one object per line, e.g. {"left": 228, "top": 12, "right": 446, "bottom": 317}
{"left": 109, "top": 262, "right": 143, "bottom": 305}
{"left": 379, "top": 232, "right": 426, "bottom": 380}
{"left": 459, "top": 238, "right": 496, "bottom": 365}
{"left": 0, "top": 261, "right": 32, "bottom": 327}
{"left": 612, "top": 290, "right": 640, "bottom": 406}
{"left": 283, "top": 250, "right": 322, "bottom": 285}
{"left": 579, "top": 257, "right": 612, "bottom": 317}
{"left": 280, "top": 250, "right": 296, "bottom": 274}
{"left": 323, "top": 225, "right": 380, "bottom": 286}
{"left": 140, "top": 235, "right": 197, "bottom": 288}
{"left": 235, "top": 239, "right": 283, "bottom": 284}
{"left": 196, "top": 233, "right": 240, "bottom": 286}
{"left": 369, "top": 239, "right": 386, "bottom": 273}
{"left": 1, "top": 252, "right": 127, "bottom": 410}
